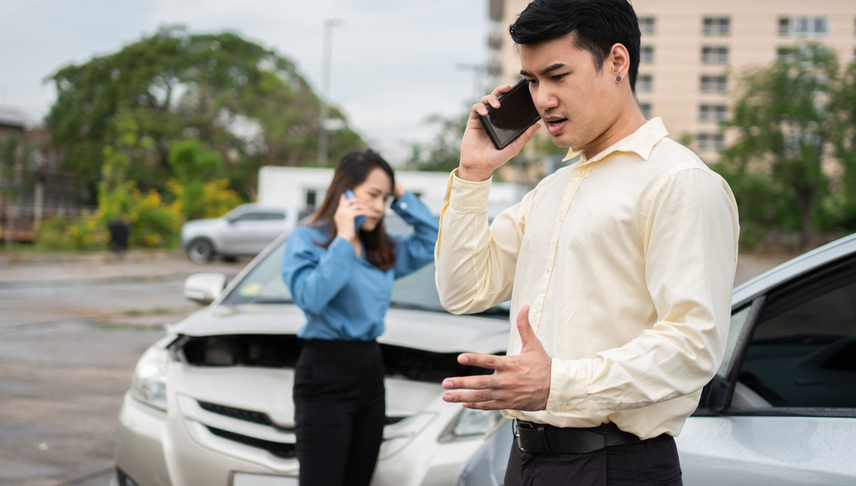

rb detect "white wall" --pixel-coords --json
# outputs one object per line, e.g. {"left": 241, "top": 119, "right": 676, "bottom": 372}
{"left": 258, "top": 166, "right": 529, "bottom": 218}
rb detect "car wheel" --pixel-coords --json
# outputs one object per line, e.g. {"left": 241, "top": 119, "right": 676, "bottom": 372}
{"left": 187, "top": 238, "right": 215, "bottom": 264}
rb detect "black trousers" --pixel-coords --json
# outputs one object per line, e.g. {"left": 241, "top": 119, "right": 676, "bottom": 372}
{"left": 505, "top": 432, "right": 683, "bottom": 486}
{"left": 292, "top": 340, "right": 386, "bottom": 486}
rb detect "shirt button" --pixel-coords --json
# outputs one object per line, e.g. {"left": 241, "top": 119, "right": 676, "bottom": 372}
{"left": 574, "top": 170, "right": 584, "bottom": 177}
{"left": 399, "top": 202, "right": 408, "bottom": 210}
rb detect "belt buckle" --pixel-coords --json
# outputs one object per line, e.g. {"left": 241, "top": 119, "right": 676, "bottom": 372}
{"left": 516, "top": 421, "right": 552, "bottom": 453}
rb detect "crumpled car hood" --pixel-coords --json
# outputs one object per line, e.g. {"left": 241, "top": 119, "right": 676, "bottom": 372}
{"left": 167, "top": 303, "right": 510, "bottom": 355}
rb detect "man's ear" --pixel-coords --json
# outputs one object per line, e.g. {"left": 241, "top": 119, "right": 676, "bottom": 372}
{"left": 609, "top": 43, "right": 631, "bottom": 79}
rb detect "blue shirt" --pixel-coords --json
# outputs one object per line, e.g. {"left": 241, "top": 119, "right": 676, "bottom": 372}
{"left": 281, "top": 191, "right": 438, "bottom": 341}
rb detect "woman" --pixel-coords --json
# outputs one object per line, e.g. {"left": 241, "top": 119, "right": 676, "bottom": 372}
{"left": 281, "top": 149, "right": 438, "bottom": 486}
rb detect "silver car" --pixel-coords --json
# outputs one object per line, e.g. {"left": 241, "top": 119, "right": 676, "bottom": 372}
{"left": 181, "top": 204, "right": 299, "bottom": 264}
{"left": 114, "top": 223, "right": 510, "bottom": 486}
{"left": 456, "top": 232, "right": 856, "bottom": 486}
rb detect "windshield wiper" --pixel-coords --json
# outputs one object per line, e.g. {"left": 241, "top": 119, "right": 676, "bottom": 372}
{"left": 246, "top": 297, "right": 294, "bottom": 304}
{"left": 389, "top": 302, "right": 446, "bottom": 313}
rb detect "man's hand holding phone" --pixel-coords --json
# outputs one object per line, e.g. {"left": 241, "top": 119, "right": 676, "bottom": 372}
{"left": 458, "top": 81, "right": 541, "bottom": 182}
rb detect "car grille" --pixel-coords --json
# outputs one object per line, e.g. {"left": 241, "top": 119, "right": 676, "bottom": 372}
{"left": 198, "top": 399, "right": 406, "bottom": 428}
{"left": 195, "top": 399, "right": 407, "bottom": 459}
{"left": 206, "top": 425, "right": 297, "bottom": 458}
{"left": 198, "top": 400, "right": 290, "bottom": 429}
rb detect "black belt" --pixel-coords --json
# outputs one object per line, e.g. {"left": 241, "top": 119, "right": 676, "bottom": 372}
{"left": 515, "top": 420, "right": 642, "bottom": 454}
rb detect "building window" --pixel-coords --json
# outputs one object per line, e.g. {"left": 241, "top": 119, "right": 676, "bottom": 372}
{"left": 639, "top": 102, "right": 652, "bottom": 119}
{"left": 699, "top": 104, "right": 727, "bottom": 122}
{"left": 305, "top": 189, "right": 317, "bottom": 207}
{"left": 703, "top": 17, "right": 730, "bottom": 36}
{"left": 639, "top": 17, "right": 656, "bottom": 35}
{"left": 777, "top": 46, "right": 795, "bottom": 63}
{"left": 701, "top": 75, "right": 728, "bottom": 93}
{"left": 702, "top": 46, "right": 729, "bottom": 64}
{"left": 638, "top": 74, "right": 653, "bottom": 92}
{"left": 641, "top": 46, "right": 654, "bottom": 63}
{"left": 697, "top": 132, "right": 725, "bottom": 151}
{"left": 780, "top": 16, "right": 829, "bottom": 37}
{"left": 779, "top": 17, "right": 791, "bottom": 36}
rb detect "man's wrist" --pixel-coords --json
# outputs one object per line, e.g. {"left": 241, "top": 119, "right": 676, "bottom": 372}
{"left": 457, "top": 166, "right": 493, "bottom": 182}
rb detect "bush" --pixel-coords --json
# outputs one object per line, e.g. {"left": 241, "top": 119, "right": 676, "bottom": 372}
{"left": 125, "top": 184, "right": 182, "bottom": 248}
{"left": 34, "top": 182, "right": 183, "bottom": 251}
{"left": 35, "top": 212, "right": 108, "bottom": 251}
{"left": 168, "top": 177, "right": 243, "bottom": 220}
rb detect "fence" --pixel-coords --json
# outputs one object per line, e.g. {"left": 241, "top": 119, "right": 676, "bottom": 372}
{"left": 0, "top": 204, "right": 98, "bottom": 243}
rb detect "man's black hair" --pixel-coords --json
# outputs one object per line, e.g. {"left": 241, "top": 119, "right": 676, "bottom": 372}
{"left": 509, "top": 0, "right": 641, "bottom": 92}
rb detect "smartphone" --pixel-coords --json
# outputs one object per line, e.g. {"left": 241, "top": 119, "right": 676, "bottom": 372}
{"left": 344, "top": 189, "right": 367, "bottom": 229}
{"left": 478, "top": 78, "right": 541, "bottom": 150}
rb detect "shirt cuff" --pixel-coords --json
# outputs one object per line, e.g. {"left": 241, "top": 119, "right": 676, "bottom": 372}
{"left": 445, "top": 169, "right": 492, "bottom": 213}
{"left": 391, "top": 190, "right": 417, "bottom": 212}
{"left": 545, "top": 357, "right": 590, "bottom": 416}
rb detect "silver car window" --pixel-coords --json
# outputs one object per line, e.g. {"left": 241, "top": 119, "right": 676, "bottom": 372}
{"left": 734, "top": 269, "right": 856, "bottom": 410}
{"left": 232, "top": 212, "right": 268, "bottom": 223}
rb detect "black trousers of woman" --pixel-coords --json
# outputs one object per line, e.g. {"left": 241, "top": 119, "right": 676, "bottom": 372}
{"left": 293, "top": 340, "right": 386, "bottom": 486}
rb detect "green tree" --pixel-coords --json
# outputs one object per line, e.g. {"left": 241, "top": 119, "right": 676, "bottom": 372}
{"left": 719, "top": 44, "right": 840, "bottom": 250}
{"left": 405, "top": 112, "right": 468, "bottom": 172}
{"left": 46, "top": 25, "right": 364, "bottom": 201}
{"left": 830, "top": 61, "right": 856, "bottom": 229}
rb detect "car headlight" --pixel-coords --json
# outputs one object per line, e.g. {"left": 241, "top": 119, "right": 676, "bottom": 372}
{"left": 440, "top": 408, "right": 504, "bottom": 442}
{"left": 130, "top": 345, "right": 170, "bottom": 411}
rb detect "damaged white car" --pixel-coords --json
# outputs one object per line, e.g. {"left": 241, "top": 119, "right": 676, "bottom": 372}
{"left": 113, "top": 226, "right": 510, "bottom": 486}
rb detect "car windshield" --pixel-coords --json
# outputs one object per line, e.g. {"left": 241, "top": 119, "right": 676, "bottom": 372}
{"left": 222, "top": 238, "right": 445, "bottom": 311}
{"left": 221, "top": 215, "right": 508, "bottom": 317}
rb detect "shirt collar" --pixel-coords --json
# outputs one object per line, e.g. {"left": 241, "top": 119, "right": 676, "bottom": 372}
{"left": 561, "top": 117, "right": 669, "bottom": 165}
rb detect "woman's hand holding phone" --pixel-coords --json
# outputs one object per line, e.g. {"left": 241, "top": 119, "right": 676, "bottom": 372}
{"left": 458, "top": 83, "right": 541, "bottom": 182}
{"left": 335, "top": 191, "right": 369, "bottom": 248}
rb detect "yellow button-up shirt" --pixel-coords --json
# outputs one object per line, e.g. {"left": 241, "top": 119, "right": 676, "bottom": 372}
{"left": 435, "top": 118, "right": 739, "bottom": 439}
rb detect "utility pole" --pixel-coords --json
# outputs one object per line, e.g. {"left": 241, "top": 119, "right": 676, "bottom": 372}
{"left": 455, "top": 63, "right": 486, "bottom": 102}
{"left": 318, "top": 19, "right": 342, "bottom": 166}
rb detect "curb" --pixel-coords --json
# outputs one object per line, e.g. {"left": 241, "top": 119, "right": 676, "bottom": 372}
{"left": 0, "top": 249, "right": 187, "bottom": 266}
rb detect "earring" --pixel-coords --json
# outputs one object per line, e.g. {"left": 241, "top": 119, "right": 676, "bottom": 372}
{"left": 616, "top": 75, "right": 622, "bottom": 82}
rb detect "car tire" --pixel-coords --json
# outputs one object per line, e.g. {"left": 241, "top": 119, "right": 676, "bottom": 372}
{"left": 187, "top": 238, "right": 215, "bottom": 264}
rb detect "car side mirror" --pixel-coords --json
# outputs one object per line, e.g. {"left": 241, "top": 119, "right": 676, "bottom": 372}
{"left": 184, "top": 273, "right": 228, "bottom": 305}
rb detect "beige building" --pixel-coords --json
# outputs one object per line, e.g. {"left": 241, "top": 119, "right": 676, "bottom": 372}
{"left": 487, "top": 0, "right": 856, "bottom": 163}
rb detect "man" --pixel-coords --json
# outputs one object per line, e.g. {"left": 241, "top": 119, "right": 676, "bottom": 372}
{"left": 434, "top": 0, "right": 739, "bottom": 484}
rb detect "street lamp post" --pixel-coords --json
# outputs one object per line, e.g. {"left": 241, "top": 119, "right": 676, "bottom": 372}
{"left": 318, "top": 19, "right": 342, "bottom": 166}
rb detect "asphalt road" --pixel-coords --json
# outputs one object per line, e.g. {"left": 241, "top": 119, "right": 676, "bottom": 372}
{"left": 0, "top": 249, "right": 789, "bottom": 486}
{"left": 0, "top": 251, "right": 247, "bottom": 486}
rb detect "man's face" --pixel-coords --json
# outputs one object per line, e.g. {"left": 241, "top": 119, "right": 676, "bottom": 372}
{"left": 520, "top": 33, "right": 621, "bottom": 151}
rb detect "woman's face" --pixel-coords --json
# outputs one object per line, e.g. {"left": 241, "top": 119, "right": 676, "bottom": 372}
{"left": 351, "top": 167, "right": 393, "bottom": 232}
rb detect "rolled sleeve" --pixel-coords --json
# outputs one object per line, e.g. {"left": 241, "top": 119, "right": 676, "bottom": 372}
{"left": 435, "top": 170, "right": 528, "bottom": 314}
{"left": 390, "top": 191, "right": 439, "bottom": 279}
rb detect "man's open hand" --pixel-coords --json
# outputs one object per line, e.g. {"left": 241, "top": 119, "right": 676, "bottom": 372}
{"left": 441, "top": 306, "right": 552, "bottom": 411}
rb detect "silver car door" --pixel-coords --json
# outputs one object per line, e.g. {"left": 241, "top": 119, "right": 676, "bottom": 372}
{"left": 680, "top": 261, "right": 856, "bottom": 485}
{"left": 220, "top": 212, "right": 269, "bottom": 254}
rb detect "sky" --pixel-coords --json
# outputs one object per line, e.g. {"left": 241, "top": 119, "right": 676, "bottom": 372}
{"left": 0, "top": 0, "right": 491, "bottom": 164}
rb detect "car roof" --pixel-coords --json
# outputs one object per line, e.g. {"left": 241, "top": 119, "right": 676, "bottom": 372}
{"left": 732, "top": 232, "right": 856, "bottom": 308}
